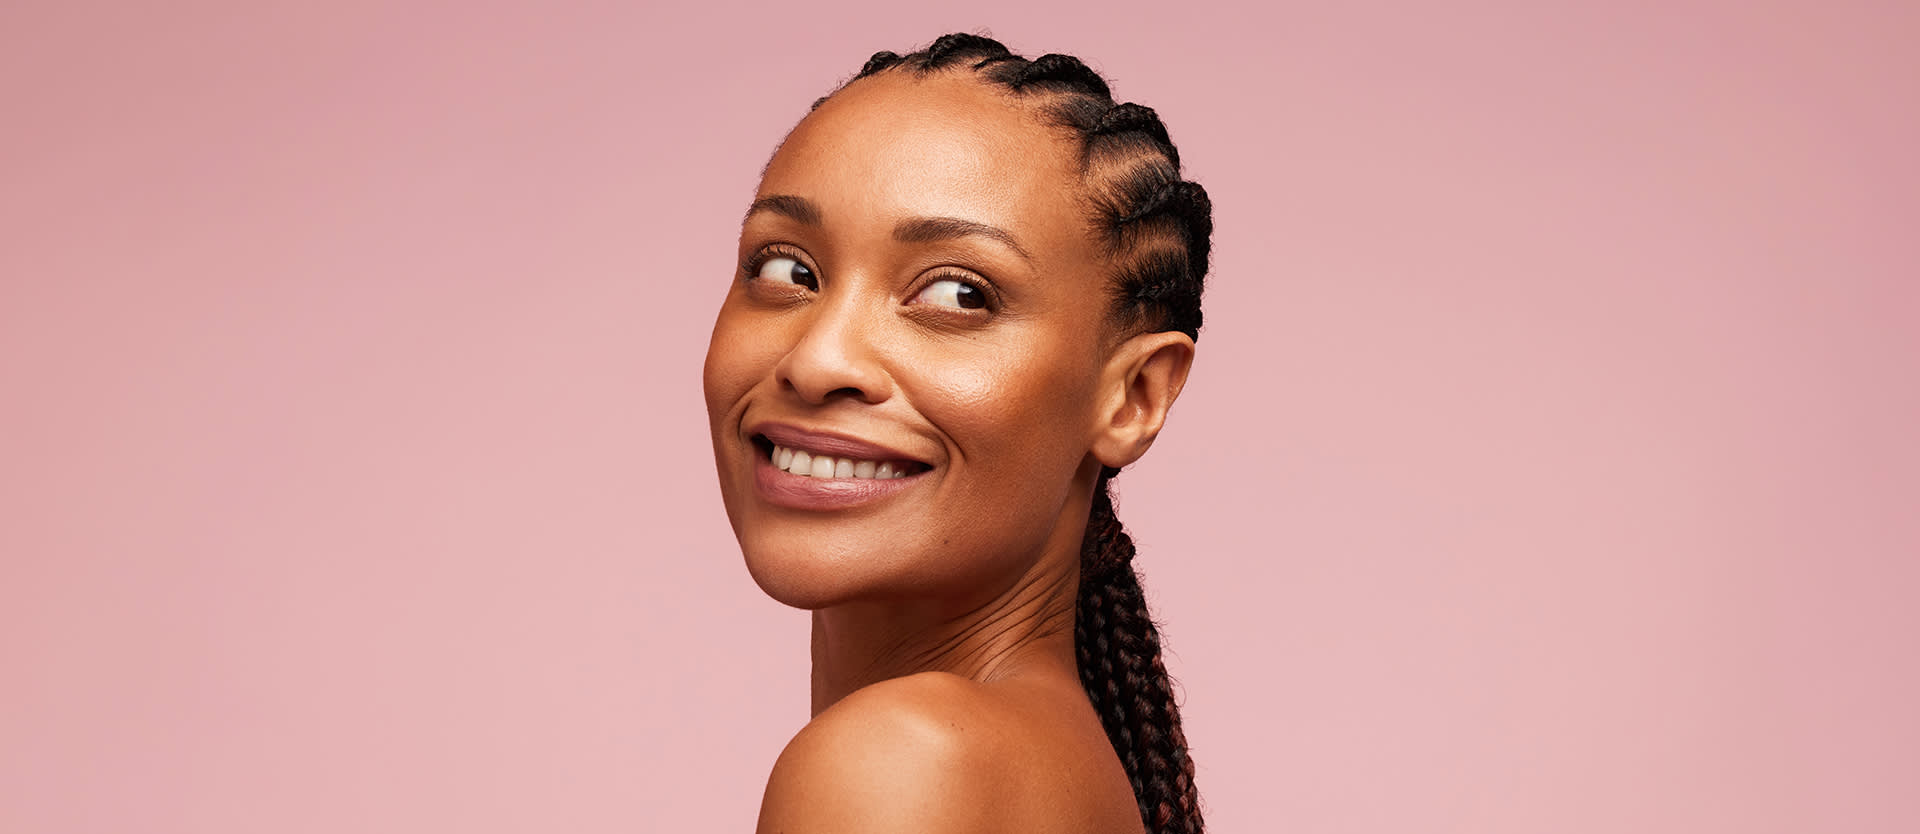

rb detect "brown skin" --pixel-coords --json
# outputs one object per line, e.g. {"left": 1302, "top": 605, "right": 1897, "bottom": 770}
{"left": 704, "top": 69, "right": 1193, "bottom": 833}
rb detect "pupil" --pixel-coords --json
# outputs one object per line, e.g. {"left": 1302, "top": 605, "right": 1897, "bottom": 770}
{"left": 955, "top": 284, "right": 983, "bottom": 308}
{"left": 791, "top": 262, "right": 816, "bottom": 289}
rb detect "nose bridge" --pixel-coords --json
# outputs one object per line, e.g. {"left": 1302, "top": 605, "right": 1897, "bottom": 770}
{"left": 776, "top": 277, "right": 890, "bottom": 403}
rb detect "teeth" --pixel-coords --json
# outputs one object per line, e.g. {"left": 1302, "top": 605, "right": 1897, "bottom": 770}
{"left": 770, "top": 444, "right": 915, "bottom": 480}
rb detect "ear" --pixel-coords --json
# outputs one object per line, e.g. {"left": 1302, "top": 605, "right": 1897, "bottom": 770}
{"left": 1090, "top": 331, "right": 1196, "bottom": 470}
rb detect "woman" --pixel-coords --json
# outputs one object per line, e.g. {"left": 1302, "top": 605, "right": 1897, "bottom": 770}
{"left": 704, "top": 33, "right": 1212, "bottom": 833}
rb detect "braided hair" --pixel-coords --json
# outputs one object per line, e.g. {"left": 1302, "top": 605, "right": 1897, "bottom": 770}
{"left": 818, "top": 33, "right": 1212, "bottom": 834}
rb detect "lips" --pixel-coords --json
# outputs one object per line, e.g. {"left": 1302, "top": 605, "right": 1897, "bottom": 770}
{"left": 746, "top": 422, "right": 931, "bottom": 510}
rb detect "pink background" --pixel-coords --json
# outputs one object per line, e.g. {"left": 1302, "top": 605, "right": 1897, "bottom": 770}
{"left": 4, "top": 1, "right": 1916, "bottom": 832}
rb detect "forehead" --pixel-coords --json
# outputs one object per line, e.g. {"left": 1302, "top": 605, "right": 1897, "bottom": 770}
{"left": 760, "top": 71, "right": 1087, "bottom": 240}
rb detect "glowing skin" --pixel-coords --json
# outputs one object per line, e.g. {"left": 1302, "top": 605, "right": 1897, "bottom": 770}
{"left": 707, "top": 76, "right": 1107, "bottom": 614}
{"left": 703, "top": 68, "right": 1193, "bottom": 834}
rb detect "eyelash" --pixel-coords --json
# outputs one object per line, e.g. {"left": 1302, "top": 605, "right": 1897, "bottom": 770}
{"left": 740, "top": 244, "right": 809, "bottom": 282}
{"left": 740, "top": 245, "right": 1002, "bottom": 313}
{"left": 909, "top": 269, "right": 1000, "bottom": 313}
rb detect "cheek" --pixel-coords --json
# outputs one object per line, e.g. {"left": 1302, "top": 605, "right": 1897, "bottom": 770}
{"left": 886, "top": 338, "right": 1099, "bottom": 596}
{"left": 702, "top": 303, "right": 778, "bottom": 423}
{"left": 919, "top": 330, "right": 1102, "bottom": 487}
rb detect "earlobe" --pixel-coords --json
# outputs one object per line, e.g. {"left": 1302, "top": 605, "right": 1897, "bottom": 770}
{"left": 1090, "top": 331, "right": 1195, "bottom": 469}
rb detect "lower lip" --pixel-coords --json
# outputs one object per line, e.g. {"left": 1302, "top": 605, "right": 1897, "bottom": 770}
{"left": 752, "top": 449, "right": 925, "bottom": 511}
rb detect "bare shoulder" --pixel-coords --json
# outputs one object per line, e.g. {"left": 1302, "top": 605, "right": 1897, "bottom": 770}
{"left": 755, "top": 672, "right": 1135, "bottom": 834}
{"left": 755, "top": 673, "right": 1014, "bottom": 833}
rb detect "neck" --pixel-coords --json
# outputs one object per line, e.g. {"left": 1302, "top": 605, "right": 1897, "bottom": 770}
{"left": 808, "top": 554, "right": 1081, "bottom": 717}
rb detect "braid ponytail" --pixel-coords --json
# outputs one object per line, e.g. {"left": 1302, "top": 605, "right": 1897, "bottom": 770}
{"left": 1078, "top": 475, "right": 1204, "bottom": 834}
{"left": 815, "top": 35, "right": 1213, "bottom": 833}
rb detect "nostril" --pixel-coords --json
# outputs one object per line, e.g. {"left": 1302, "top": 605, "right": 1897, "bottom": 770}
{"left": 771, "top": 323, "right": 892, "bottom": 404}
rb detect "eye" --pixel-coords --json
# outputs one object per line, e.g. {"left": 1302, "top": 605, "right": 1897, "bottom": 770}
{"left": 911, "top": 278, "right": 988, "bottom": 310}
{"left": 753, "top": 255, "right": 817, "bottom": 290}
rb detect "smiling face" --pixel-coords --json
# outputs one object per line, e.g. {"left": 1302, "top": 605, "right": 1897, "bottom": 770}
{"left": 702, "top": 70, "right": 1122, "bottom": 611}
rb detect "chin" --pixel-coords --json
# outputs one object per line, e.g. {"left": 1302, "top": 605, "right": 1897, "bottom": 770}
{"left": 736, "top": 533, "right": 902, "bottom": 611}
{"left": 741, "top": 549, "right": 840, "bottom": 610}
{"left": 735, "top": 527, "right": 1015, "bottom": 612}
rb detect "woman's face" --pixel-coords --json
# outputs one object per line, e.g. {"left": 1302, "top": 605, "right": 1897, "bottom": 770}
{"left": 703, "top": 71, "right": 1118, "bottom": 611}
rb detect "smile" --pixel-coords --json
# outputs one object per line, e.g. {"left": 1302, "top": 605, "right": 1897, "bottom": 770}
{"left": 769, "top": 444, "right": 916, "bottom": 479}
{"left": 746, "top": 424, "right": 933, "bottom": 511}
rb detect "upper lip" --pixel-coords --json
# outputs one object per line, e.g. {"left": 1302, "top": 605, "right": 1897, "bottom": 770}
{"left": 749, "top": 421, "right": 928, "bottom": 465}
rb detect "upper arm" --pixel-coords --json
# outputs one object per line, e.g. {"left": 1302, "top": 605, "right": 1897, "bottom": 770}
{"left": 754, "top": 675, "right": 1011, "bottom": 834}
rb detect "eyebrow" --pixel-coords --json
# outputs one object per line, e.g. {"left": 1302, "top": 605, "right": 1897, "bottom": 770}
{"left": 743, "top": 194, "right": 822, "bottom": 226}
{"left": 743, "top": 193, "right": 1033, "bottom": 265}
{"left": 892, "top": 216, "right": 1033, "bottom": 265}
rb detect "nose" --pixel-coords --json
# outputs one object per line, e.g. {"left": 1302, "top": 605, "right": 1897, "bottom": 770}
{"left": 772, "top": 292, "right": 893, "bottom": 405}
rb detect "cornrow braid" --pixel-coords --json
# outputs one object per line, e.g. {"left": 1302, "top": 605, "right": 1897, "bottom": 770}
{"left": 816, "top": 34, "right": 1212, "bottom": 834}
{"left": 857, "top": 50, "right": 902, "bottom": 77}
{"left": 1093, "top": 102, "right": 1180, "bottom": 168}
{"left": 1009, "top": 53, "right": 1114, "bottom": 99}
